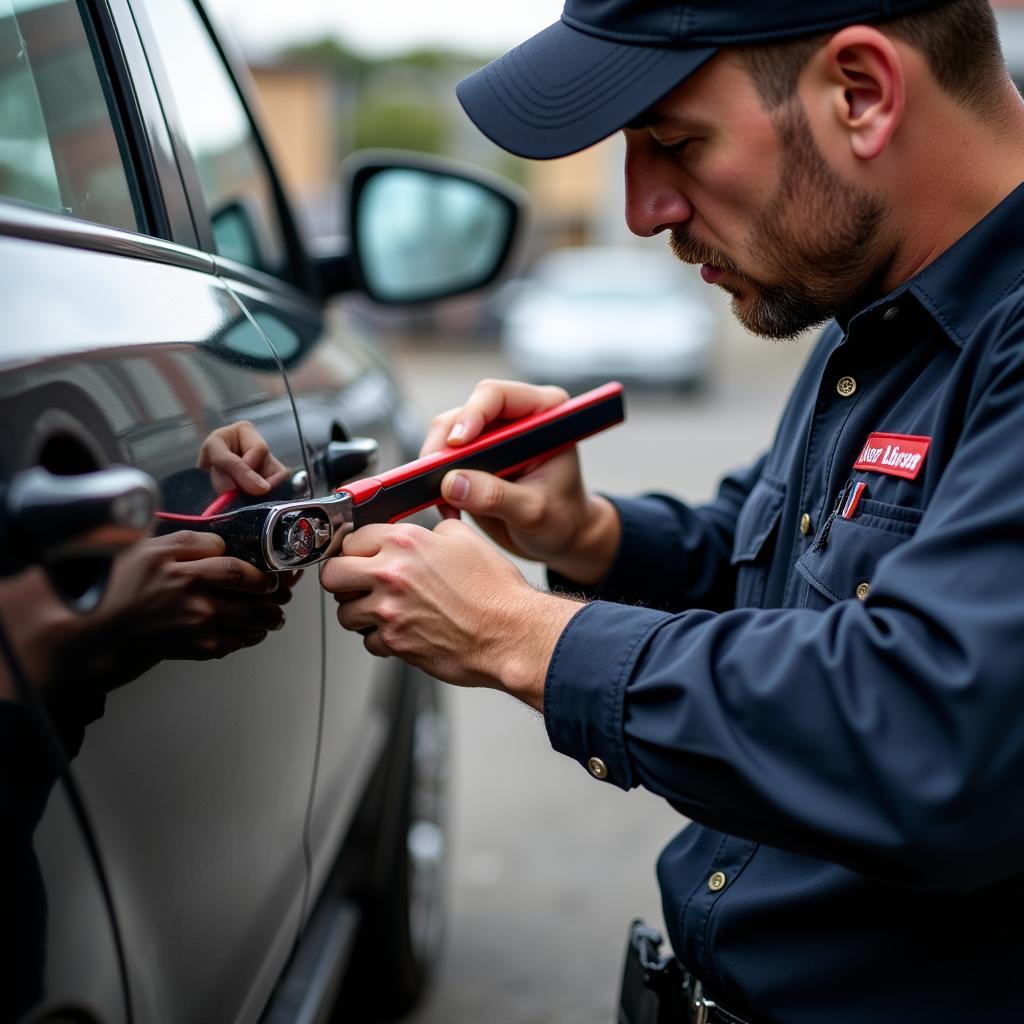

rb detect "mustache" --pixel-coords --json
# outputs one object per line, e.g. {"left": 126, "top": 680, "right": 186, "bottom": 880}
{"left": 668, "top": 230, "right": 745, "bottom": 279}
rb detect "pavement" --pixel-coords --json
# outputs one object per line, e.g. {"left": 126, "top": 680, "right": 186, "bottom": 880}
{"left": 381, "top": 306, "right": 811, "bottom": 1024}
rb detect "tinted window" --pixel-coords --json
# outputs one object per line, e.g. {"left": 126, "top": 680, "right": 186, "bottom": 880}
{"left": 0, "top": 0, "right": 139, "bottom": 230}
{"left": 141, "top": 0, "right": 287, "bottom": 275}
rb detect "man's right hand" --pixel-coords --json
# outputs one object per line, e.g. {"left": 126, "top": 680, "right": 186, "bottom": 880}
{"left": 419, "top": 378, "right": 620, "bottom": 585}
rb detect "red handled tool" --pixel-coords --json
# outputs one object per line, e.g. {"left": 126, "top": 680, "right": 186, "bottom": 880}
{"left": 156, "top": 381, "right": 625, "bottom": 571}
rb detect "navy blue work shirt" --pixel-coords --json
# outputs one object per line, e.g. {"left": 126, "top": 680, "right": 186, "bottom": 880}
{"left": 544, "top": 181, "right": 1024, "bottom": 1023}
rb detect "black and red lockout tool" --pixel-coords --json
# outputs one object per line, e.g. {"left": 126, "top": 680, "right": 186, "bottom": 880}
{"left": 156, "top": 382, "right": 625, "bottom": 572}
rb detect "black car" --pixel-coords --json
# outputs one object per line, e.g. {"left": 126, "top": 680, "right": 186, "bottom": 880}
{"left": 0, "top": 1, "right": 519, "bottom": 1021}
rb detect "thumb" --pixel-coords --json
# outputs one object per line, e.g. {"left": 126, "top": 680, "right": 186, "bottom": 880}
{"left": 441, "top": 470, "right": 542, "bottom": 529}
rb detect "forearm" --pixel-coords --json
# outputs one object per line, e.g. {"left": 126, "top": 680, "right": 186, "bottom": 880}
{"left": 485, "top": 589, "right": 586, "bottom": 712}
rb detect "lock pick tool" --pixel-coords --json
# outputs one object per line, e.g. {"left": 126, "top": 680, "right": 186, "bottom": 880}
{"left": 156, "top": 381, "right": 625, "bottom": 572}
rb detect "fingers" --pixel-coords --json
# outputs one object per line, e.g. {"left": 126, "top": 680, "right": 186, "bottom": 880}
{"left": 320, "top": 553, "right": 377, "bottom": 595}
{"left": 184, "top": 554, "right": 281, "bottom": 595}
{"left": 159, "top": 530, "right": 227, "bottom": 561}
{"left": 440, "top": 469, "right": 545, "bottom": 530}
{"left": 198, "top": 421, "right": 275, "bottom": 496}
{"left": 420, "top": 379, "right": 569, "bottom": 455}
{"left": 187, "top": 628, "right": 270, "bottom": 661}
{"left": 335, "top": 597, "right": 392, "bottom": 659}
{"left": 278, "top": 569, "right": 304, "bottom": 590}
{"left": 204, "top": 443, "right": 272, "bottom": 496}
{"left": 335, "top": 592, "right": 377, "bottom": 631}
{"left": 320, "top": 523, "right": 431, "bottom": 595}
{"left": 420, "top": 406, "right": 463, "bottom": 457}
{"left": 203, "top": 594, "right": 287, "bottom": 633}
{"left": 243, "top": 443, "right": 290, "bottom": 489}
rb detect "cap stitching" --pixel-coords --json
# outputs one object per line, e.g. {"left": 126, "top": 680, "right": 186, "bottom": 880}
{"left": 489, "top": 49, "right": 675, "bottom": 125}
{"left": 481, "top": 61, "right": 682, "bottom": 138}
{"left": 505, "top": 40, "right": 653, "bottom": 104}
{"left": 500, "top": 52, "right": 649, "bottom": 115}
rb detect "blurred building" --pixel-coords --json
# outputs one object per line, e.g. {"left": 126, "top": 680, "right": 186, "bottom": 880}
{"left": 248, "top": 63, "right": 346, "bottom": 238}
{"left": 241, "top": 1, "right": 1024, "bottom": 330}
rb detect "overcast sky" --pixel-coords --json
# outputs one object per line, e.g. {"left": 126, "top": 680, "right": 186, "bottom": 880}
{"left": 207, "top": 0, "right": 560, "bottom": 59}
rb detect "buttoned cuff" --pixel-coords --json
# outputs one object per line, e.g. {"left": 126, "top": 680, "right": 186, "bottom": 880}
{"left": 547, "top": 495, "right": 691, "bottom": 605}
{"left": 543, "top": 599, "right": 670, "bottom": 789}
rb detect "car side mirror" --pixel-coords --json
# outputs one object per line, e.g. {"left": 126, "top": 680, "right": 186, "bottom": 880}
{"left": 328, "top": 151, "right": 523, "bottom": 305}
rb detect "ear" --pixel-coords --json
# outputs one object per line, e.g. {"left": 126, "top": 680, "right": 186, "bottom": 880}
{"left": 819, "top": 26, "right": 905, "bottom": 161}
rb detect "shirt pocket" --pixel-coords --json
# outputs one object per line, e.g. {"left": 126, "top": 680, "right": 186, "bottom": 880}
{"left": 730, "top": 474, "right": 786, "bottom": 608}
{"left": 795, "top": 496, "right": 923, "bottom": 610}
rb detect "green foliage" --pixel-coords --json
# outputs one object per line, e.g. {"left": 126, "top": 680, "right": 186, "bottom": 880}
{"left": 351, "top": 98, "right": 448, "bottom": 154}
{"left": 279, "top": 37, "right": 491, "bottom": 83}
{"left": 385, "top": 47, "right": 491, "bottom": 74}
{"left": 280, "top": 38, "right": 373, "bottom": 80}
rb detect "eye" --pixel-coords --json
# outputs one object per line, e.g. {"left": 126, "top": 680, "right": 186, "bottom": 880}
{"left": 656, "top": 136, "right": 695, "bottom": 158}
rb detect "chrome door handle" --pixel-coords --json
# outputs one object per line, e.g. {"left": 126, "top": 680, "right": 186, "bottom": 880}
{"left": 317, "top": 437, "right": 379, "bottom": 489}
{"left": 0, "top": 465, "right": 160, "bottom": 611}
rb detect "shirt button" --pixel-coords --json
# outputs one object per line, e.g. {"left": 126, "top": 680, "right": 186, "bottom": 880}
{"left": 587, "top": 757, "right": 609, "bottom": 780}
{"left": 856, "top": 582, "right": 871, "bottom": 600}
{"left": 836, "top": 376, "right": 857, "bottom": 398}
{"left": 708, "top": 871, "right": 727, "bottom": 892}
{"left": 799, "top": 513, "right": 812, "bottom": 536}
{"left": 882, "top": 305, "right": 900, "bottom": 321}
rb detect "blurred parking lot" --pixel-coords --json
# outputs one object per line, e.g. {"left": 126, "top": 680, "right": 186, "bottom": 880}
{"left": 380, "top": 308, "right": 811, "bottom": 1024}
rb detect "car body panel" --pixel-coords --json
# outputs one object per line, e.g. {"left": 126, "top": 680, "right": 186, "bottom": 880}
{"left": 220, "top": 276, "right": 409, "bottom": 902}
{"left": 0, "top": 224, "right": 322, "bottom": 1022}
{"left": 0, "top": 0, "right": 468, "bottom": 1017}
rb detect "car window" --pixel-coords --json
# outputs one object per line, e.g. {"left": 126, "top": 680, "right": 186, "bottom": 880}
{"left": 141, "top": 0, "right": 287, "bottom": 276}
{"left": 0, "top": 0, "right": 140, "bottom": 231}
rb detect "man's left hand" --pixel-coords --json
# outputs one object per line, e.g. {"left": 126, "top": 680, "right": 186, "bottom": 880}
{"left": 320, "top": 520, "right": 582, "bottom": 710}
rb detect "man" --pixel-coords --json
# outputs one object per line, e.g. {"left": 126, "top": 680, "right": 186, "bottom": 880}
{"left": 321, "top": 1, "right": 1024, "bottom": 1019}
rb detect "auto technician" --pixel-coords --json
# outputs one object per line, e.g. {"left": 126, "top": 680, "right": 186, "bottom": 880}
{"left": 320, "top": 0, "right": 1024, "bottom": 1019}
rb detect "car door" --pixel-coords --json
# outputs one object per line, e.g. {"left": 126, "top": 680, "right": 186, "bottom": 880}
{"left": 0, "top": 1, "right": 323, "bottom": 1020}
{"left": 129, "top": 0, "right": 412, "bottom": 907}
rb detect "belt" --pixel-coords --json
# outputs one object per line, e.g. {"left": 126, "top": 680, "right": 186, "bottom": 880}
{"left": 681, "top": 971, "right": 753, "bottom": 1024}
{"left": 619, "top": 919, "right": 756, "bottom": 1024}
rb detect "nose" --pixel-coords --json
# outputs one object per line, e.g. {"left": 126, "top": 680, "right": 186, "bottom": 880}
{"left": 623, "top": 135, "right": 694, "bottom": 237}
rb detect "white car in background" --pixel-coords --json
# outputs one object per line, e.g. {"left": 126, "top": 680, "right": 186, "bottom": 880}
{"left": 500, "top": 244, "right": 720, "bottom": 391}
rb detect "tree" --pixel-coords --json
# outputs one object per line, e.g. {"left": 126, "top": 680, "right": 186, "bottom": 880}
{"left": 350, "top": 97, "right": 448, "bottom": 154}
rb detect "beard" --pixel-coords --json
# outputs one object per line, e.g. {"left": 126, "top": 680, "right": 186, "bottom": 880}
{"left": 670, "top": 102, "right": 890, "bottom": 339}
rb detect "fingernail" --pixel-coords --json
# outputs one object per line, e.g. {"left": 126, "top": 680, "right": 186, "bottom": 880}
{"left": 448, "top": 421, "right": 465, "bottom": 442}
{"left": 449, "top": 473, "right": 469, "bottom": 501}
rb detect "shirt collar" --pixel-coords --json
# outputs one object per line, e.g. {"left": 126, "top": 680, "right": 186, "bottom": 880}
{"left": 907, "top": 180, "right": 1024, "bottom": 347}
{"left": 846, "top": 179, "right": 1024, "bottom": 347}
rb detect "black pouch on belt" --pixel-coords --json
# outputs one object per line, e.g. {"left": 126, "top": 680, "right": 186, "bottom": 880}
{"left": 617, "top": 919, "right": 685, "bottom": 1024}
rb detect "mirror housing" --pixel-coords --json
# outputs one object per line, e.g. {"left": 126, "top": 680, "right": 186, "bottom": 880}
{"left": 337, "top": 150, "right": 524, "bottom": 305}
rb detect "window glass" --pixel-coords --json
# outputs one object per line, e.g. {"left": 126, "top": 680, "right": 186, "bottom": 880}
{"left": 0, "top": 0, "right": 139, "bottom": 230}
{"left": 141, "top": 0, "right": 286, "bottom": 276}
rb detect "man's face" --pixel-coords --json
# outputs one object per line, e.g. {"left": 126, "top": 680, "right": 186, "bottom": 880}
{"left": 623, "top": 52, "right": 892, "bottom": 338}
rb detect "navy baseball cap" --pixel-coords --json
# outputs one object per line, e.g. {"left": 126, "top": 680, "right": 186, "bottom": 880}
{"left": 457, "top": 0, "right": 952, "bottom": 159}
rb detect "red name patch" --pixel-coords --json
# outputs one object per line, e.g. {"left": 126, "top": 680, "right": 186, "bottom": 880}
{"left": 853, "top": 433, "right": 930, "bottom": 480}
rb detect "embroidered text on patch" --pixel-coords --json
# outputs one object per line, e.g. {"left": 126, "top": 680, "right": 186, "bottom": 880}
{"left": 853, "top": 433, "right": 930, "bottom": 480}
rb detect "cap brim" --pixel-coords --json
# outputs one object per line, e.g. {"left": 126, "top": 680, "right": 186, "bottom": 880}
{"left": 457, "top": 20, "right": 716, "bottom": 160}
